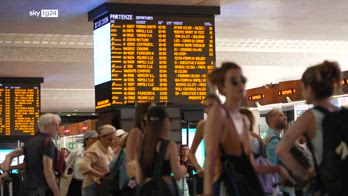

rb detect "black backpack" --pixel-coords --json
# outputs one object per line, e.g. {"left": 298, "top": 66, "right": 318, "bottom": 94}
{"left": 306, "top": 106, "right": 348, "bottom": 195}
{"left": 98, "top": 148, "right": 125, "bottom": 196}
{"left": 137, "top": 140, "right": 178, "bottom": 196}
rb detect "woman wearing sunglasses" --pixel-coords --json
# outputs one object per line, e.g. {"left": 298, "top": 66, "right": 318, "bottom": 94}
{"left": 203, "top": 62, "right": 292, "bottom": 196}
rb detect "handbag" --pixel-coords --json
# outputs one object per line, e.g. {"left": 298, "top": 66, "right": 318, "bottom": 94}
{"left": 60, "top": 168, "right": 74, "bottom": 196}
{"left": 98, "top": 148, "right": 125, "bottom": 196}
{"left": 136, "top": 140, "right": 179, "bottom": 196}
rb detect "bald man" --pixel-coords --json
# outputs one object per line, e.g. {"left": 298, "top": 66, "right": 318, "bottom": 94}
{"left": 264, "top": 109, "right": 287, "bottom": 165}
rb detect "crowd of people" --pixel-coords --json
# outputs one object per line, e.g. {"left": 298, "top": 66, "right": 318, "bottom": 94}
{"left": 0, "top": 60, "right": 347, "bottom": 196}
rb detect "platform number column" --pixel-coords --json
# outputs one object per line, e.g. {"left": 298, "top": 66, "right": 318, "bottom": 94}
{"left": 158, "top": 23, "right": 168, "bottom": 103}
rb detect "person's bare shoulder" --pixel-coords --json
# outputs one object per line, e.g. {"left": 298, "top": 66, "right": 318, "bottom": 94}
{"left": 209, "top": 104, "right": 226, "bottom": 120}
{"left": 128, "top": 127, "right": 143, "bottom": 141}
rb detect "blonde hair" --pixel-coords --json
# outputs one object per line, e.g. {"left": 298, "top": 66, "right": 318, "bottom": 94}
{"left": 38, "top": 113, "right": 61, "bottom": 132}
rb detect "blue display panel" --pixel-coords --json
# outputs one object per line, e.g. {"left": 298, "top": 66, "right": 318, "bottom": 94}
{"left": 181, "top": 128, "right": 205, "bottom": 167}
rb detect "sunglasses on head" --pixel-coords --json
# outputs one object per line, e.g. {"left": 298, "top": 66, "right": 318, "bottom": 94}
{"left": 230, "top": 76, "right": 247, "bottom": 86}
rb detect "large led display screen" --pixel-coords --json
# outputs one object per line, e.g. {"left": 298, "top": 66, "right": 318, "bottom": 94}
{"left": 94, "top": 12, "right": 215, "bottom": 110}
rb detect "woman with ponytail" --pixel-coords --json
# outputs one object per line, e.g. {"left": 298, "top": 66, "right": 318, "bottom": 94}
{"left": 277, "top": 61, "right": 343, "bottom": 195}
{"left": 137, "top": 106, "right": 186, "bottom": 195}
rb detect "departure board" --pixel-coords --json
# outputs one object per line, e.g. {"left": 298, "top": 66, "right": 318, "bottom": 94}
{"left": 0, "top": 78, "right": 42, "bottom": 136}
{"left": 94, "top": 13, "right": 215, "bottom": 109}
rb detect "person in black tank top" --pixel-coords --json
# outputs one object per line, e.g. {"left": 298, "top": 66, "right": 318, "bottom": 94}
{"left": 143, "top": 156, "right": 171, "bottom": 177}
{"left": 137, "top": 106, "right": 187, "bottom": 189}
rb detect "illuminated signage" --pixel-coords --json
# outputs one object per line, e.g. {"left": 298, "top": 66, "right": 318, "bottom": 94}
{"left": 278, "top": 89, "right": 296, "bottom": 96}
{"left": 248, "top": 94, "right": 265, "bottom": 101}
{"left": 96, "top": 99, "right": 111, "bottom": 109}
{"left": 0, "top": 78, "right": 43, "bottom": 136}
{"left": 94, "top": 16, "right": 110, "bottom": 29}
{"left": 94, "top": 13, "right": 215, "bottom": 109}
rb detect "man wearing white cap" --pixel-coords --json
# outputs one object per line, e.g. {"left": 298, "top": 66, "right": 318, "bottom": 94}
{"left": 79, "top": 125, "right": 116, "bottom": 196}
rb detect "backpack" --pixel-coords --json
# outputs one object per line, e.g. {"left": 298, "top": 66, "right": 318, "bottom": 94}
{"left": 44, "top": 138, "right": 66, "bottom": 177}
{"left": 137, "top": 140, "right": 179, "bottom": 196}
{"left": 98, "top": 148, "right": 133, "bottom": 196}
{"left": 264, "top": 135, "right": 281, "bottom": 165}
{"left": 306, "top": 106, "right": 348, "bottom": 195}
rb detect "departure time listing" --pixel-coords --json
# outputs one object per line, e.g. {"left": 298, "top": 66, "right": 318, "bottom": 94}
{"left": 108, "top": 14, "right": 215, "bottom": 105}
{"left": 0, "top": 84, "right": 40, "bottom": 136}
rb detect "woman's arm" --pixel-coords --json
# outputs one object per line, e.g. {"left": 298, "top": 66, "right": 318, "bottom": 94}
{"left": 187, "top": 120, "right": 205, "bottom": 171}
{"left": 203, "top": 105, "right": 225, "bottom": 195}
{"left": 244, "top": 126, "right": 294, "bottom": 184}
{"left": 169, "top": 141, "right": 187, "bottom": 180}
{"left": 126, "top": 128, "right": 142, "bottom": 177}
{"left": 126, "top": 128, "right": 141, "bottom": 163}
{"left": 277, "top": 110, "right": 315, "bottom": 179}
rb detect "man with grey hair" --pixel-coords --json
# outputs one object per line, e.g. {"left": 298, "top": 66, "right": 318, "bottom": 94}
{"left": 0, "top": 113, "right": 61, "bottom": 196}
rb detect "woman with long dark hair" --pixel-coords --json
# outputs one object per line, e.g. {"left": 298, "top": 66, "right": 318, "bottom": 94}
{"left": 126, "top": 102, "right": 154, "bottom": 178}
{"left": 137, "top": 106, "right": 186, "bottom": 195}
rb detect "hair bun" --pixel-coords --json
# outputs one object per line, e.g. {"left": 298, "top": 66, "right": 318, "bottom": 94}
{"left": 320, "top": 61, "right": 341, "bottom": 83}
{"left": 208, "top": 62, "right": 241, "bottom": 96}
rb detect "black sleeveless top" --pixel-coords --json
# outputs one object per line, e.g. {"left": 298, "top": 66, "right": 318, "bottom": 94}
{"left": 215, "top": 144, "right": 265, "bottom": 196}
{"left": 144, "top": 141, "right": 172, "bottom": 178}
{"left": 144, "top": 159, "right": 171, "bottom": 177}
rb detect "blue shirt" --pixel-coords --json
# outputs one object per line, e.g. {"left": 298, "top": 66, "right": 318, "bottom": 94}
{"left": 265, "top": 129, "right": 296, "bottom": 196}
{"left": 265, "top": 128, "right": 281, "bottom": 165}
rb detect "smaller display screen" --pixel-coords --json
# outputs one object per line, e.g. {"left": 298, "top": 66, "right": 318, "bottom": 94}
{"left": 181, "top": 128, "right": 205, "bottom": 167}
{"left": 278, "top": 88, "right": 296, "bottom": 96}
{"left": 248, "top": 94, "right": 264, "bottom": 101}
{"left": 0, "top": 83, "right": 41, "bottom": 136}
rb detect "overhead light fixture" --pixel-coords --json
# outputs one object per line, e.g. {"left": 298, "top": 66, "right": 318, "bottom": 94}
{"left": 74, "top": 110, "right": 79, "bottom": 112}
{"left": 67, "top": 114, "right": 71, "bottom": 117}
